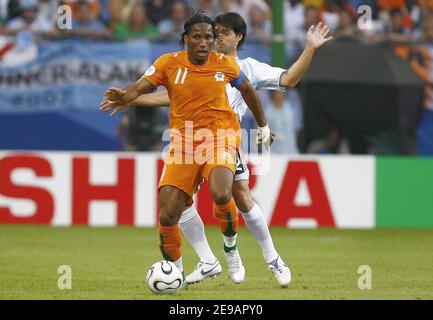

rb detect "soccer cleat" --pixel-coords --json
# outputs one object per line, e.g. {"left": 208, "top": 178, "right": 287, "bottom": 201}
{"left": 224, "top": 247, "right": 245, "bottom": 284}
{"left": 186, "top": 259, "right": 222, "bottom": 284}
{"left": 267, "top": 256, "right": 291, "bottom": 288}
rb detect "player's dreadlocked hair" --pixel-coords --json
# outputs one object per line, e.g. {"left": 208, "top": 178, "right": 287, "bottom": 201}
{"left": 215, "top": 12, "right": 247, "bottom": 50}
{"left": 179, "top": 9, "right": 216, "bottom": 49}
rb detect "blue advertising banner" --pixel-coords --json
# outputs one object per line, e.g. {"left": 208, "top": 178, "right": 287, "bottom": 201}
{"left": 0, "top": 40, "right": 152, "bottom": 113}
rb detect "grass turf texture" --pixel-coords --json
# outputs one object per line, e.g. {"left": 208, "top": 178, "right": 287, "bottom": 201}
{"left": 1, "top": 226, "right": 433, "bottom": 300}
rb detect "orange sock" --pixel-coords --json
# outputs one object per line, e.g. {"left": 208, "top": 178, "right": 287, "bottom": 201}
{"left": 213, "top": 197, "right": 238, "bottom": 237}
{"left": 158, "top": 224, "right": 182, "bottom": 262}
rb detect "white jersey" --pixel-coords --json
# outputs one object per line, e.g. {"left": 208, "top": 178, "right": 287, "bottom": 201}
{"left": 227, "top": 57, "right": 286, "bottom": 121}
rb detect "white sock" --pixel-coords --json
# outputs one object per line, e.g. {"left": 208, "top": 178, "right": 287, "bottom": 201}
{"left": 174, "top": 257, "right": 183, "bottom": 273}
{"left": 179, "top": 206, "right": 217, "bottom": 264}
{"left": 241, "top": 202, "right": 278, "bottom": 263}
{"left": 223, "top": 233, "right": 237, "bottom": 249}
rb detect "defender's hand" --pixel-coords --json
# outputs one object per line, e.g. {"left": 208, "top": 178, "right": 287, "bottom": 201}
{"left": 99, "top": 98, "right": 129, "bottom": 116}
{"left": 270, "top": 132, "right": 275, "bottom": 146}
{"left": 257, "top": 124, "right": 273, "bottom": 148}
{"left": 307, "top": 22, "right": 333, "bottom": 49}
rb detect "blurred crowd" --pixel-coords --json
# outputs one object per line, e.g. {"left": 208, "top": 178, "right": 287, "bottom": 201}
{"left": 285, "top": 0, "right": 433, "bottom": 55}
{"left": 0, "top": 0, "right": 433, "bottom": 44}
{"left": 1, "top": 0, "right": 431, "bottom": 155}
{"left": 0, "top": 0, "right": 272, "bottom": 42}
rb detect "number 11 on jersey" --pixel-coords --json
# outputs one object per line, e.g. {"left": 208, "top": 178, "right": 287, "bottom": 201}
{"left": 175, "top": 67, "right": 188, "bottom": 84}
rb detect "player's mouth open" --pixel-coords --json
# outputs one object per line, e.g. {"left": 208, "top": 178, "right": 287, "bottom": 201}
{"left": 197, "top": 51, "right": 208, "bottom": 58}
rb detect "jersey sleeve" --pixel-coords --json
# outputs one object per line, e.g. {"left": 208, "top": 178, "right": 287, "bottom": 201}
{"left": 243, "top": 58, "right": 287, "bottom": 91}
{"left": 141, "top": 54, "right": 170, "bottom": 88}
{"left": 221, "top": 55, "right": 243, "bottom": 87}
{"left": 231, "top": 70, "right": 245, "bottom": 88}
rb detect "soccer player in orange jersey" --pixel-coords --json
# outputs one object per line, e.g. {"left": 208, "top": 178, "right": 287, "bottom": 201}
{"left": 102, "top": 13, "right": 332, "bottom": 287}
{"left": 101, "top": 12, "right": 271, "bottom": 287}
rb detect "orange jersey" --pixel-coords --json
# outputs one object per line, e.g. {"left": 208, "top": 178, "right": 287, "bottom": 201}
{"left": 142, "top": 51, "right": 242, "bottom": 149}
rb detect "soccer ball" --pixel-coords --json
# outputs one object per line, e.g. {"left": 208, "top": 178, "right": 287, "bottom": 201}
{"left": 145, "top": 260, "right": 183, "bottom": 294}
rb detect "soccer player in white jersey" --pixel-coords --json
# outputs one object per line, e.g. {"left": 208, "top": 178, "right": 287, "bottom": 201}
{"left": 100, "top": 12, "right": 332, "bottom": 287}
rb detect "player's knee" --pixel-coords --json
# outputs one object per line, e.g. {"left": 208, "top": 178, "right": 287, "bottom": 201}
{"left": 159, "top": 207, "right": 181, "bottom": 226}
{"left": 159, "top": 186, "right": 187, "bottom": 226}
{"left": 234, "top": 195, "right": 253, "bottom": 213}
{"left": 159, "top": 212, "right": 178, "bottom": 227}
{"left": 211, "top": 189, "right": 232, "bottom": 205}
{"left": 233, "top": 187, "right": 254, "bottom": 213}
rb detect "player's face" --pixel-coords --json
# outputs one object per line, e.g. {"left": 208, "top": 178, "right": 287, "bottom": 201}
{"left": 215, "top": 24, "right": 240, "bottom": 55}
{"left": 185, "top": 23, "right": 214, "bottom": 65}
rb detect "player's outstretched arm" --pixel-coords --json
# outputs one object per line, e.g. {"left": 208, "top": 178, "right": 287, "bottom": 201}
{"left": 236, "top": 76, "right": 273, "bottom": 146}
{"left": 100, "top": 77, "right": 154, "bottom": 116}
{"left": 279, "top": 22, "right": 333, "bottom": 88}
{"left": 133, "top": 90, "right": 170, "bottom": 107}
{"left": 121, "top": 77, "right": 154, "bottom": 104}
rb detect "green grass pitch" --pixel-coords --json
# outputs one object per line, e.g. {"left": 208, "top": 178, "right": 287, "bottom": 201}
{"left": 1, "top": 226, "right": 433, "bottom": 300}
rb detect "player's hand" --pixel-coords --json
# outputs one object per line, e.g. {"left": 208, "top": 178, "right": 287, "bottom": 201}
{"left": 99, "top": 98, "right": 130, "bottom": 116}
{"left": 270, "top": 131, "right": 275, "bottom": 146}
{"left": 104, "top": 87, "right": 126, "bottom": 103}
{"left": 307, "top": 22, "right": 333, "bottom": 49}
{"left": 256, "top": 124, "right": 272, "bottom": 148}
{"left": 263, "top": 131, "right": 276, "bottom": 149}
{"left": 100, "top": 87, "right": 128, "bottom": 116}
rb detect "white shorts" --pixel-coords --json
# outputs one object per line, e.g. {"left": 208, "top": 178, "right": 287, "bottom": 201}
{"left": 234, "top": 147, "right": 249, "bottom": 182}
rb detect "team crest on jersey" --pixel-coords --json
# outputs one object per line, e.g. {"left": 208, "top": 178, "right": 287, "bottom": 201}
{"left": 215, "top": 72, "right": 225, "bottom": 82}
{"left": 144, "top": 65, "right": 156, "bottom": 76}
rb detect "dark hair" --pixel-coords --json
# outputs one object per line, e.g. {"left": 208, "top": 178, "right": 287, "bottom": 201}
{"left": 215, "top": 12, "right": 247, "bottom": 49}
{"left": 179, "top": 9, "right": 215, "bottom": 48}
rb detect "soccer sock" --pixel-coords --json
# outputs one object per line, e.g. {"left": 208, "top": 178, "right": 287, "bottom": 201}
{"left": 174, "top": 257, "right": 183, "bottom": 274}
{"left": 213, "top": 198, "right": 238, "bottom": 252}
{"left": 179, "top": 206, "right": 217, "bottom": 264}
{"left": 158, "top": 224, "right": 183, "bottom": 271}
{"left": 223, "top": 233, "right": 237, "bottom": 252}
{"left": 241, "top": 202, "right": 278, "bottom": 263}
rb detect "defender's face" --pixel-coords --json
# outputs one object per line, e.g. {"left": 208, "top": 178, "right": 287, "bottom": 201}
{"left": 215, "top": 24, "right": 240, "bottom": 55}
{"left": 185, "top": 23, "right": 214, "bottom": 64}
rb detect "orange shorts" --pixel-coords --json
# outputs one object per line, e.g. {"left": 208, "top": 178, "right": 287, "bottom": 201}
{"left": 158, "top": 146, "right": 237, "bottom": 197}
